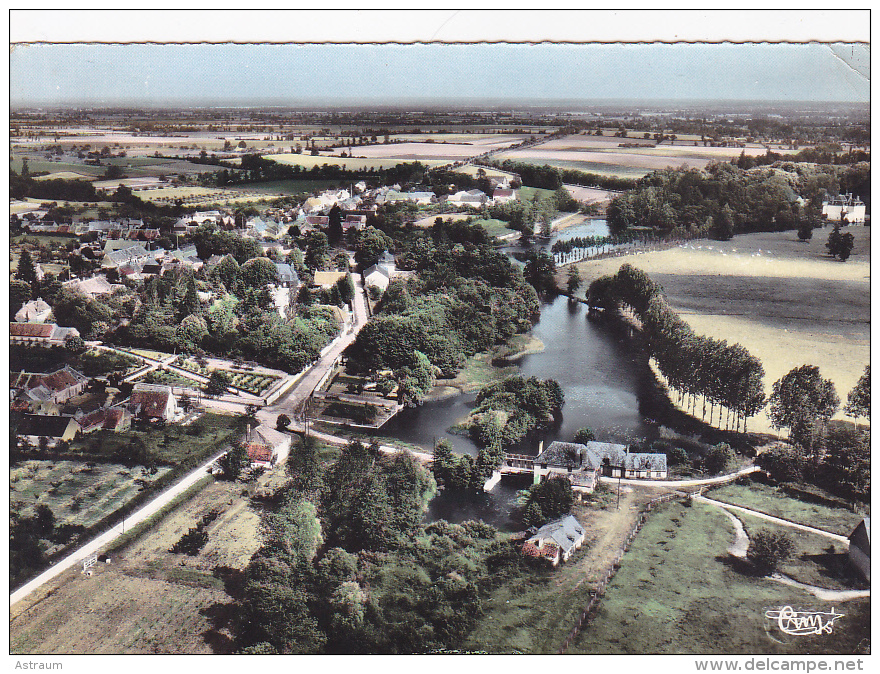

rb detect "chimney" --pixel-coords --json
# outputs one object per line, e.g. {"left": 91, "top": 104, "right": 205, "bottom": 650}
{"left": 538, "top": 440, "right": 544, "bottom": 455}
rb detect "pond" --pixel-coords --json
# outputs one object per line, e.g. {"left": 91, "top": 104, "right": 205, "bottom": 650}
{"left": 383, "top": 219, "right": 681, "bottom": 530}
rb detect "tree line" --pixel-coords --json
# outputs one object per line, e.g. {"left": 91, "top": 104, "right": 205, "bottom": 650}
{"left": 589, "top": 264, "right": 766, "bottom": 433}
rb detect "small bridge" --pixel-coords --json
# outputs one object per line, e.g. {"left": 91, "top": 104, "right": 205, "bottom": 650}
{"left": 484, "top": 453, "right": 537, "bottom": 491}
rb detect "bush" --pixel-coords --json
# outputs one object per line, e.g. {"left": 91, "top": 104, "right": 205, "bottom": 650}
{"left": 170, "top": 526, "right": 209, "bottom": 556}
{"left": 276, "top": 414, "right": 291, "bottom": 430}
{"left": 747, "top": 530, "right": 795, "bottom": 574}
{"left": 667, "top": 446, "right": 690, "bottom": 466}
{"left": 705, "top": 443, "right": 735, "bottom": 475}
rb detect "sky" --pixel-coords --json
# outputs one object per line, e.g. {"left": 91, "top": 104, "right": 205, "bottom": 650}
{"left": 9, "top": 42, "right": 870, "bottom": 108}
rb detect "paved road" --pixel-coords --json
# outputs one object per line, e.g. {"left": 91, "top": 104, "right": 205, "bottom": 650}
{"left": 12, "top": 276, "right": 377, "bottom": 608}
{"left": 10, "top": 448, "right": 227, "bottom": 607}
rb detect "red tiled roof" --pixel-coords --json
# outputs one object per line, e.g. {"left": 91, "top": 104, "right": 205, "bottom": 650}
{"left": 10, "top": 323, "right": 55, "bottom": 338}
{"left": 130, "top": 389, "right": 171, "bottom": 418}
{"left": 246, "top": 443, "right": 274, "bottom": 464}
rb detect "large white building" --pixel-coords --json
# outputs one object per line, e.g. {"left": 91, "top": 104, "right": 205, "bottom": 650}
{"left": 822, "top": 193, "right": 866, "bottom": 224}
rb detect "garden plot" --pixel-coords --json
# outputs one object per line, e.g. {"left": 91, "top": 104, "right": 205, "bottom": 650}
{"left": 10, "top": 460, "right": 171, "bottom": 531}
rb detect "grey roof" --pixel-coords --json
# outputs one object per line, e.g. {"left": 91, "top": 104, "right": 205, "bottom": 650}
{"left": 849, "top": 518, "right": 870, "bottom": 552}
{"left": 363, "top": 264, "right": 392, "bottom": 281}
{"left": 275, "top": 262, "right": 299, "bottom": 284}
{"left": 623, "top": 452, "right": 668, "bottom": 472}
{"left": 534, "top": 440, "right": 629, "bottom": 470}
{"left": 528, "top": 515, "right": 585, "bottom": 555}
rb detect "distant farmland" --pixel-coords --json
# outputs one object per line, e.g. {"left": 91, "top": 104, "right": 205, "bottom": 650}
{"left": 496, "top": 134, "right": 801, "bottom": 178}
{"left": 269, "top": 153, "right": 450, "bottom": 171}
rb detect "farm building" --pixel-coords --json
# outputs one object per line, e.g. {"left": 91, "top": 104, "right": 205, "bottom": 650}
{"left": 245, "top": 425, "right": 292, "bottom": 468}
{"left": 445, "top": 189, "right": 488, "bottom": 207}
{"left": 822, "top": 193, "right": 866, "bottom": 224}
{"left": 492, "top": 187, "right": 517, "bottom": 204}
{"left": 522, "top": 515, "right": 586, "bottom": 566}
{"left": 129, "top": 383, "right": 180, "bottom": 422}
{"left": 17, "top": 414, "right": 81, "bottom": 447}
{"left": 9, "top": 322, "right": 81, "bottom": 346}
{"left": 14, "top": 297, "right": 52, "bottom": 323}
{"left": 62, "top": 275, "right": 122, "bottom": 297}
{"left": 532, "top": 440, "right": 668, "bottom": 494}
{"left": 848, "top": 518, "right": 870, "bottom": 582}
{"left": 11, "top": 365, "right": 89, "bottom": 405}
{"left": 76, "top": 406, "right": 132, "bottom": 434}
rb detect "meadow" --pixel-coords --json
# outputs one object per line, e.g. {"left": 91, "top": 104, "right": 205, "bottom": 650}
{"left": 569, "top": 500, "right": 869, "bottom": 655}
{"left": 569, "top": 227, "right": 870, "bottom": 435}
{"left": 269, "top": 153, "right": 449, "bottom": 171}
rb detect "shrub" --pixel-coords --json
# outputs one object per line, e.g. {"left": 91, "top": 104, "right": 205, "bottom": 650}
{"left": 705, "top": 443, "right": 735, "bottom": 474}
{"left": 747, "top": 530, "right": 795, "bottom": 574}
{"left": 170, "top": 526, "right": 209, "bottom": 556}
{"left": 276, "top": 414, "right": 291, "bottom": 430}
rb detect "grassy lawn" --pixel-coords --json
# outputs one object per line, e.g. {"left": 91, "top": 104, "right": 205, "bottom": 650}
{"left": 569, "top": 501, "right": 869, "bottom": 654}
{"left": 708, "top": 480, "right": 865, "bottom": 536}
{"left": 517, "top": 186, "right": 557, "bottom": 202}
{"left": 734, "top": 512, "right": 865, "bottom": 591}
{"left": 71, "top": 413, "right": 240, "bottom": 466}
{"left": 472, "top": 218, "right": 517, "bottom": 238}
{"left": 10, "top": 460, "right": 171, "bottom": 531}
{"left": 123, "top": 347, "right": 174, "bottom": 361}
{"left": 430, "top": 351, "right": 520, "bottom": 398}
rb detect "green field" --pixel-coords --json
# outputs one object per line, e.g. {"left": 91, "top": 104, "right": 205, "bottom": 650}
{"left": 517, "top": 186, "right": 558, "bottom": 202}
{"left": 472, "top": 218, "right": 517, "bottom": 237}
{"left": 708, "top": 481, "right": 864, "bottom": 536}
{"left": 140, "top": 369, "right": 201, "bottom": 387}
{"left": 10, "top": 460, "right": 171, "bottom": 531}
{"left": 71, "top": 413, "right": 239, "bottom": 466}
{"left": 236, "top": 179, "right": 341, "bottom": 195}
{"left": 269, "top": 153, "right": 450, "bottom": 171}
{"left": 569, "top": 501, "right": 869, "bottom": 655}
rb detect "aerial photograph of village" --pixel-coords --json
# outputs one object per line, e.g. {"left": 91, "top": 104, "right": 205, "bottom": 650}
{"left": 7, "top": 10, "right": 871, "bottom": 666}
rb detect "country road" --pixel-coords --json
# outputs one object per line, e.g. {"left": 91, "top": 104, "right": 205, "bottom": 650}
{"left": 10, "top": 274, "right": 372, "bottom": 607}
{"left": 10, "top": 448, "right": 227, "bottom": 607}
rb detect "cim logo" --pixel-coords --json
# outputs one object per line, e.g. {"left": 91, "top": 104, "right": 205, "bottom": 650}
{"left": 764, "top": 606, "right": 845, "bottom": 636}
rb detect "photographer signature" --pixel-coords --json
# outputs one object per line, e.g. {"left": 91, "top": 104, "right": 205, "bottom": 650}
{"left": 764, "top": 606, "right": 845, "bottom": 636}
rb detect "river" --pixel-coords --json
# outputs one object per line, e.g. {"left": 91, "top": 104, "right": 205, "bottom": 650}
{"left": 382, "top": 219, "right": 676, "bottom": 530}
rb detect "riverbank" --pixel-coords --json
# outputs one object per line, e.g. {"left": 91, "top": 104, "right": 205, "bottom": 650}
{"left": 424, "top": 334, "right": 545, "bottom": 402}
{"left": 567, "top": 229, "right": 870, "bottom": 434}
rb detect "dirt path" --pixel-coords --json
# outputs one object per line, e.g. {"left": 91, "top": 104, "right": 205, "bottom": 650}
{"left": 695, "top": 495, "right": 851, "bottom": 545}
{"left": 705, "top": 502, "right": 869, "bottom": 603}
{"left": 570, "top": 487, "right": 664, "bottom": 590}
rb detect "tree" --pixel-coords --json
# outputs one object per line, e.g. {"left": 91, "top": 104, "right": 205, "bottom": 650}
{"left": 704, "top": 443, "right": 735, "bottom": 475}
{"left": 327, "top": 204, "right": 344, "bottom": 246}
{"left": 566, "top": 266, "right": 582, "bottom": 296}
{"left": 10, "top": 279, "right": 33, "bottom": 319}
{"left": 844, "top": 366, "right": 870, "bottom": 419}
{"left": 276, "top": 413, "right": 291, "bottom": 430}
{"left": 522, "top": 477, "right": 574, "bottom": 527}
{"left": 825, "top": 223, "right": 853, "bottom": 260}
{"left": 64, "top": 334, "right": 86, "bottom": 353}
{"left": 573, "top": 428, "right": 595, "bottom": 445}
{"left": 714, "top": 204, "right": 735, "bottom": 241}
{"left": 239, "top": 257, "right": 279, "bottom": 289}
{"left": 205, "top": 370, "right": 232, "bottom": 397}
{"left": 768, "top": 365, "right": 839, "bottom": 450}
{"left": 217, "top": 442, "right": 249, "bottom": 481}
{"left": 747, "top": 530, "right": 794, "bottom": 574}
{"left": 15, "top": 248, "right": 38, "bottom": 285}
{"left": 797, "top": 219, "right": 813, "bottom": 242}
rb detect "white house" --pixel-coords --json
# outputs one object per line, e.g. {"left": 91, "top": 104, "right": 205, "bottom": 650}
{"left": 245, "top": 425, "right": 293, "bottom": 469}
{"left": 531, "top": 440, "right": 668, "bottom": 494}
{"left": 363, "top": 263, "right": 394, "bottom": 291}
{"left": 446, "top": 189, "right": 488, "bottom": 207}
{"left": 522, "top": 515, "right": 586, "bottom": 566}
{"left": 848, "top": 518, "right": 870, "bottom": 582}
{"left": 14, "top": 298, "right": 52, "bottom": 323}
{"left": 822, "top": 193, "right": 866, "bottom": 224}
{"left": 492, "top": 188, "right": 517, "bottom": 205}
{"left": 129, "top": 383, "right": 180, "bottom": 422}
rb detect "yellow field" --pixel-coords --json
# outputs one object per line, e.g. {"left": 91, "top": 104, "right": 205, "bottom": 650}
{"left": 569, "top": 229, "right": 870, "bottom": 435}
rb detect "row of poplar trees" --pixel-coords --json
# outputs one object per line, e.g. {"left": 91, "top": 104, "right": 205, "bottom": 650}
{"left": 591, "top": 264, "right": 766, "bottom": 432}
